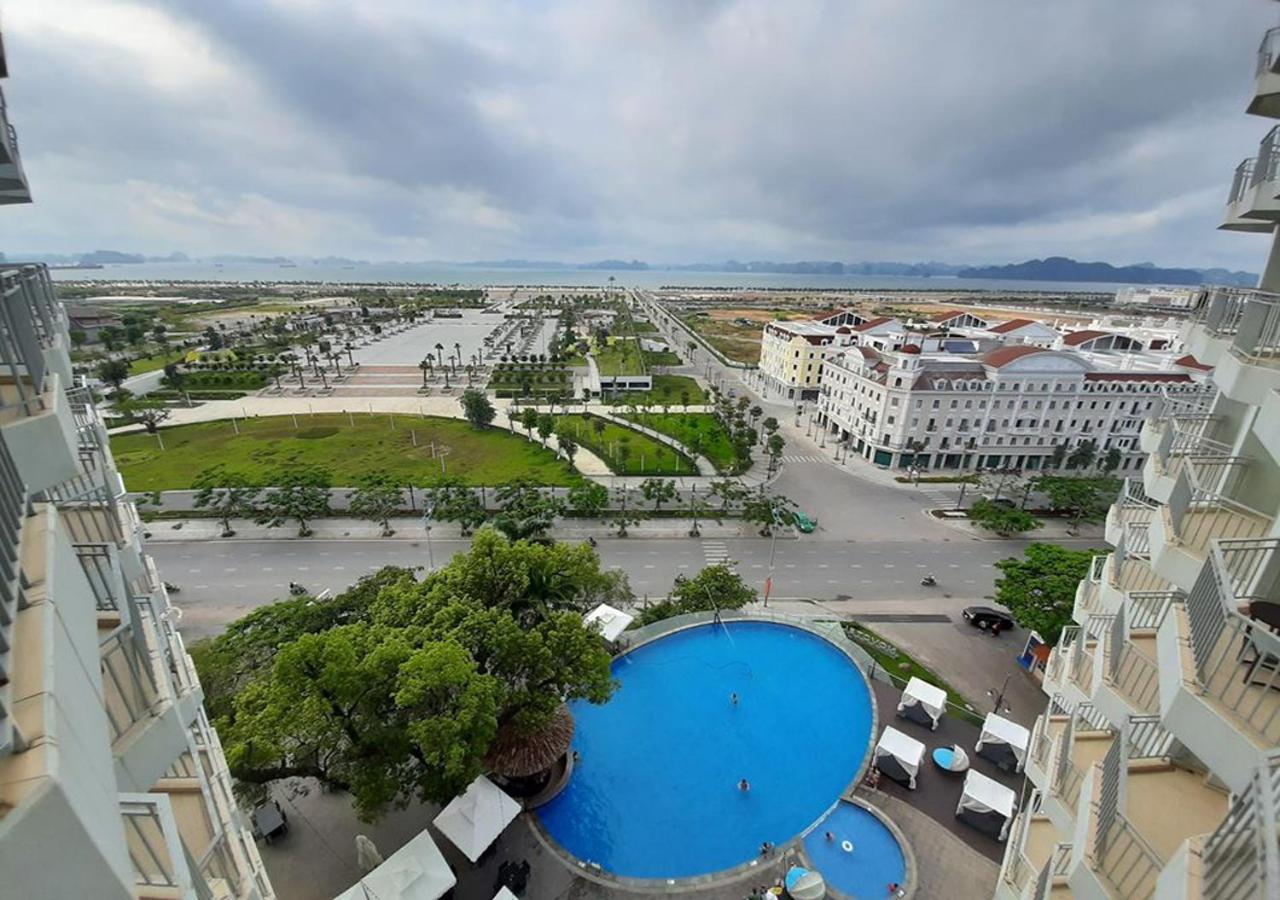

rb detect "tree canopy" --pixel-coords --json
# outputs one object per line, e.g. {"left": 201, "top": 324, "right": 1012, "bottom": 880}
{"left": 967, "top": 498, "right": 1041, "bottom": 537}
{"left": 633, "top": 562, "right": 757, "bottom": 626}
{"left": 993, "top": 543, "right": 1098, "bottom": 644}
{"left": 196, "top": 531, "right": 628, "bottom": 820}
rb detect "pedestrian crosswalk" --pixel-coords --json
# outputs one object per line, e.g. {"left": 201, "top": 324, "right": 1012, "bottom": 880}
{"left": 780, "top": 453, "right": 825, "bottom": 464}
{"left": 702, "top": 540, "right": 732, "bottom": 566}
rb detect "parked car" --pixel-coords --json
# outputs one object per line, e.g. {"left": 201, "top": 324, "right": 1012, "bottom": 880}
{"left": 962, "top": 606, "right": 1015, "bottom": 632}
{"left": 792, "top": 510, "right": 817, "bottom": 533}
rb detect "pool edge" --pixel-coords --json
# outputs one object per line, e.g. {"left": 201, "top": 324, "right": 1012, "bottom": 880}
{"left": 528, "top": 612, "right": 883, "bottom": 894}
{"left": 796, "top": 796, "right": 920, "bottom": 900}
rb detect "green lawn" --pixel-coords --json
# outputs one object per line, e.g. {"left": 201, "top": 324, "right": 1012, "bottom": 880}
{"left": 642, "top": 349, "right": 683, "bottom": 367}
{"left": 128, "top": 351, "right": 187, "bottom": 376}
{"left": 621, "top": 412, "right": 740, "bottom": 473}
{"left": 609, "top": 374, "right": 708, "bottom": 407}
{"left": 592, "top": 339, "right": 646, "bottom": 376}
{"left": 110, "top": 414, "right": 581, "bottom": 490}
{"left": 553, "top": 414, "right": 696, "bottom": 476}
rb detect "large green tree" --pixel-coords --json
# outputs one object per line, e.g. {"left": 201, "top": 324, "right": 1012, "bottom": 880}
{"left": 460, "top": 388, "right": 496, "bottom": 429}
{"left": 993, "top": 543, "right": 1098, "bottom": 644}
{"left": 967, "top": 498, "right": 1041, "bottom": 537}
{"left": 256, "top": 466, "right": 332, "bottom": 537}
{"left": 1033, "top": 476, "right": 1118, "bottom": 528}
{"left": 192, "top": 466, "right": 261, "bottom": 537}
{"left": 491, "top": 478, "right": 564, "bottom": 542}
{"left": 198, "top": 535, "right": 624, "bottom": 820}
{"left": 634, "top": 562, "right": 757, "bottom": 626}
{"left": 422, "top": 475, "right": 487, "bottom": 535}
{"left": 348, "top": 472, "right": 404, "bottom": 536}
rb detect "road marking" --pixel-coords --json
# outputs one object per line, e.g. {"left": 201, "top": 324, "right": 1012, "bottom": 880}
{"left": 817, "top": 564, "right": 829, "bottom": 569}
{"left": 644, "top": 564, "right": 655, "bottom": 569}
{"left": 949, "top": 564, "right": 960, "bottom": 568}
{"left": 333, "top": 566, "right": 346, "bottom": 571}
{"left": 188, "top": 569, "right": 201, "bottom": 574}
{"left": 883, "top": 564, "right": 894, "bottom": 569}
{"left": 262, "top": 567, "right": 274, "bottom": 572}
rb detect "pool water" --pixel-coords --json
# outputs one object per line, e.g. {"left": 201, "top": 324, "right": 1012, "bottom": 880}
{"left": 803, "top": 802, "right": 907, "bottom": 896}
{"left": 537, "top": 621, "right": 874, "bottom": 879}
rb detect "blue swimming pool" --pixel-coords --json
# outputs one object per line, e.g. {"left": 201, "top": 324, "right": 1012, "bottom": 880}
{"left": 537, "top": 620, "right": 874, "bottom": 879}
{"left": 803, "top": 801, "right": 907, "bottom": 896}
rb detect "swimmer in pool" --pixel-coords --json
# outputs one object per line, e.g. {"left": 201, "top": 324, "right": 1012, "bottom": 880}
{"left": 738, "top": 778, "right": 750, "bottom": 792}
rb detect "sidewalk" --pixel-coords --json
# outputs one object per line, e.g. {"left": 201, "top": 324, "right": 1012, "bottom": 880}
{"left": 139, "top": 515, "right": 781, "bottom": 543}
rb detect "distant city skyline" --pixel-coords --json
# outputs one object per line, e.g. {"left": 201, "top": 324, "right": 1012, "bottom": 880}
{"left": 0, "top": 1, "right": 1275, "bottom": 271}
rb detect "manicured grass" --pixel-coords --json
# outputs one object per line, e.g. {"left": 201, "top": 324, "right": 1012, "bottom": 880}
{"left": 609, "top": 374, "right": 708, "bottom": 407}
{"left": 553, "top": 414, "right": 696, "bottom": 476}
{"left": 622, "top": 412, "right": 740, "bottom": 473}
{"left": 110, "top": 414, "right": 581, "bottom": 490}
{"left": 592, "top": 338, "right": 646, "bottom": 376}
{"left": 629, "top": 319, "right": 658, "bottom": 334}
{"left": 642, "top": 349, "right": 682, "bottom": 367}
{"left": 128, "top": 351, "right": 187, "bottom": 376}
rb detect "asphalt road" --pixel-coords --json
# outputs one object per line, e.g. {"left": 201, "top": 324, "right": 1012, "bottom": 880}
{"left": 151, "top": 533, "right": 1092, "bottom": 641}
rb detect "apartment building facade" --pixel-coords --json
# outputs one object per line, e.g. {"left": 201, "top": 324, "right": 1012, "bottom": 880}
{"left": 816, "top": 341, "right": 1211, "bottom": 472}
{"left": 994, "top": 21, "right": 1280, "bottom": 895}
{"left": 0, "top": 41, "right": 273, "bottom": 900}
{"left": 755, "top": 309, "right": 894, "bottom": 400}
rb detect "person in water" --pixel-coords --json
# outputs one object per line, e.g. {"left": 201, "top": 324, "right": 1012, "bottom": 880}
{"left": 738, "top": 778, "right": 750, "bottom": 792}
{"left": 731, "top": 692, "right": 739, "bottom": 706}
{"left": 824, "top": 831, "right": 835, "bottom": 842}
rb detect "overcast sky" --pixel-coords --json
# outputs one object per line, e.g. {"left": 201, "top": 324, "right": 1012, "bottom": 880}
{"left": 1, "top": 0, "right": 1277, "bottom": 269}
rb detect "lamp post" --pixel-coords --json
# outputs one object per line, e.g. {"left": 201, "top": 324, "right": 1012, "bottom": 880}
{"left": 986, "top": 674, "right": 1013, "bottom": 715}
{"left": 421, "top": 504, "right": 436, "bottom": 572}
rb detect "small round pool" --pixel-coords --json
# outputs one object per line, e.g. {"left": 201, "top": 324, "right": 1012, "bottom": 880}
{"left": 536, "top": 620, "right": 875, "bottom": 880}
{"left": 803, "top": 801, "right": 908, "bottom": 896}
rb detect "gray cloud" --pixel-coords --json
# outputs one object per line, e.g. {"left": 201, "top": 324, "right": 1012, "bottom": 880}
{"left": 0, "top": 0, "right": 1275, "bottom": 270}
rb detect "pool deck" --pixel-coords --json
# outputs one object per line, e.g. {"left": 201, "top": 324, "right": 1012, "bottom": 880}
{"left": 865, "top": 680, "right": 1023, "bottom": 863}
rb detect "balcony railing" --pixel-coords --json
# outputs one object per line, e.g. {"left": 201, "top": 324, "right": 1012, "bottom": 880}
{"left": 74, "top": 543, "right": 126, "bottom": 612}
{"left": 0, "top": 432, "right": 26, "bottom": 756}
{"left": 1106, "top": 605, "right": 1161, "bottom": 714}
{"left": 1252, "top": 125, "right": 1280, "bottom": 189}
{"left": 1031, "top": 696, "right": 1069, "bottom": 773}
{"left": 1202, "top": 751, "right": 1280, "bottom": 900}
{"left": 1230, "top": 159, "right": 1258, "bottom": 206}
{"left": 1199, "top": 286, "right": 1262, "bottom": 338}
{"left": 1258, "top": 25, "right": 1280, "bottom": 77}
{"left": 0, "top": 265, "right": 64, "bottom": 418}
{"left": 101, "top": 625, "right": 160, "bottom": 741}
{"left": 1184, "top": 545, "right": 1280, "bottom": 746}
{"left": 1052, "top": 702, "right": 1108, "bottom": 811}
{"left": 1003, "top": 802, "right": 1036, "bottom": 891}
{"left": 1215, "top": 287, "right": 1280, "bottom": 364}
{"left": 1166, "top": 463, "right": 1272, "bottom": 557}
{"left": 1070, "top": 615, "right": 1114, "bottom": 693}
{"left": 1046, "top": 626, "right": 1076, "bottom": 685}
{"left": 120, "top": 796, "right": 185, "bottom": 891}
{"left": 1093, "top": 740, "right": 1164, "bottom": 900}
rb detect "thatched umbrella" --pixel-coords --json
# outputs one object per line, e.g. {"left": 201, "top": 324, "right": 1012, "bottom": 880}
{"left": 484, "top": 705, "right": 575, "bottom": 778}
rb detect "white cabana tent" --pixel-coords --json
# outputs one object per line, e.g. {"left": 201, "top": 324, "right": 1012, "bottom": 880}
{"left": 874, "top": 726, "right": 925, "bottom": 789}
{"left": 432, "top": 776, "right": 522, "bottom": 863}
{"left": 976, "top": 712, "right": 1030, "bottom": 773}
{"left": 896, "top": 676, "right": 947, "bottom": 730}
{"left": 956, "top": 769, "right": 1017, "bottom": 840}
{"left": 584, "top": 603, "right": 634, "bottom": 642}
{"left": 493, "top": 889, "right": 519, "bottom": 900}
{"left": 334, "top": 828, "right": 456, "bottom": 900}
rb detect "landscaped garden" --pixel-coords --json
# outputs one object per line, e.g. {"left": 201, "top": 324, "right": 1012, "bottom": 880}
{"left": 110, "top": 414, "right": 581, "bottom": 490}
{"left": 621, "top": 412, "right": 740, "bottom": 473}
{"left": 488, "top": 362, "right": 572, "bottom": 399}
{"left": 592, "top": 338, "right": 647, "bottom": 376}
{"left": 609, "top": 374, "right": 708, "bottom": 407}
{"left": 642, "top": 348, "right": 682, "bottom": 367}
{"left": 128, "top": 351, "right": 188, "bottom": 376}
{"left": 553, "top": 413, "right": 696, "bottom": 475}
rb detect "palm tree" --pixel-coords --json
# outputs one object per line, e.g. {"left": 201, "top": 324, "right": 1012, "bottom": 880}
{"left": 418, "top": 358, "right": 431, "bottom": 386}
{"left": 435, "top": 342, "right": 445, "bottom": 368}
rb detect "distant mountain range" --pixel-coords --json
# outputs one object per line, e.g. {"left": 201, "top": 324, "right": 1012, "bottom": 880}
{"left": 5, "top": 249, "right": 1258, "bottom": 286}
{"left": 956, "top": 256, "right": 1256, "bottom": 287}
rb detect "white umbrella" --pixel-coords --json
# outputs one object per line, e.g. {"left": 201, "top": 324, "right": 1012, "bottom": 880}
{"left": 784, "top": 866, "right": 826, "bottom": 900}
{"left": 334, "top": 828, "right": 456, "bottom": 900}
{"left": 356, "top": 834, "right": 383, "bottom": 874}
{"left": 433, "top": 775, "right": 522, "bottom": 863}
{"left": 584, "top": 603, "right": 634, "bottom": 641}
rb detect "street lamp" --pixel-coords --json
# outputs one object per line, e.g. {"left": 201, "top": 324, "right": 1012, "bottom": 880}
{"left": 986, "top": 674, "right": 1013, "bottom": 715}
{"left": 421, "top": 504, "right": 436, "bottom": 572}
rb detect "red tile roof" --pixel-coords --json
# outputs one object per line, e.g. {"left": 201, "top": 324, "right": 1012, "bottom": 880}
{"left": 854, "top": 316, "right": 894, "bottom": 332}
{"left": 1174, "top": 354, "right": 1213, "bottom": 372}
{"left": 1061, "top": 329, "right": 1110, "bottom": 346}
{"left": 981, "top": 345, "right": 1047, "bottom": 368}
{"left": 928, "top": 309, "right": 968, "bottom": 322}
{"left": 988, "top": 318, "right": 1036, "bottom": 334}
{"left": 1083, "top": 372, "right": 1192, "bottom": 382}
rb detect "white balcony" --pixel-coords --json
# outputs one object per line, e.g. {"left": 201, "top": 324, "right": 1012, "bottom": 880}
{"left": 1197, "top": 752, "right": 1280, "bottom": 900}
{"left": 1248, "top": 25, "right": 1280, "bottom": 118}
{"left": 1222, "top": 159, "right": 1276, "bottom": 233}
{"left": 1158, "top": 540, "right": 1280, "bottom": 794}
{"left": 1095, "top": 593, "right": 1177, "bottom": 725}
{"left": 1150, "top": 462, "right": 1271, "bottom": 592}
{"left": 1042, "top": 702, "right": 1114, "bottom": 835}
{"left": 997, "top": 796, "right": 1065, "bottom": 900}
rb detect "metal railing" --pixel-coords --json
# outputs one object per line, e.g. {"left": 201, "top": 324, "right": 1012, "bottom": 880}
{"left": 74, "top": 543, "right": 126, "bottom": 612}
{"left": 1070, "top": 616, "right": 1114, "bottom": 694}
{"left": 1217, "top": 538, "right": 1280, "bottom": 605}
{"left": 1258, "top": 25, "right": 1280, "bottom": 77}
{"left": 1107, "top": 606, "right": 1161, "bottom": 715}
{"left": 1230, "top": 288, "right": 1280, "bottom": 364}
{"left": 1202, "top": 751, "right": 1280, "bottom": 900}
{"left": 1127, "top": 714, "right": 1177, "bottom": 762}
{"left": 121, "top": 797, "right": 182, "bottom": 889}
{"left": 1166, "top": 463, "right": 1271, "bottom": 556}
{"left": 1253, "top": 125, "right": 1280, "bottom": 189}
{"left": 1046, "top": 626, "right": 1077, "bottom": 685}
{"left": 1184, "top": 546, "right": 1280, "bottom": 746}
{"left": 1230, "top": 158, "right": 1258, "bottom": 206}
{"left": 1031, "top": 696, "right": 1069, "bottom": 772}
{"left": 0, "top": 265, "right": 64, "bottom": 418}
{"left": 100, "top": 625, "right": 159, "bottom": 741}
{"left": 0, "top": 432, "right": 27, "bottom": 756}
{"left": 1093, "top": 740, "right": 1164, "bottom": 900}
{"left": 1003, "top": 804, "right": 1035, "bottom": 890}
{"left": 1199, "top": 286, "right": 1258, "bottom": 337}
